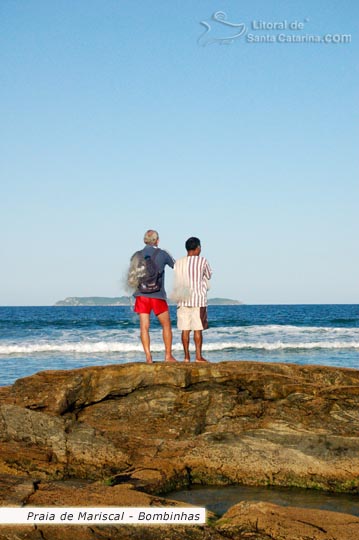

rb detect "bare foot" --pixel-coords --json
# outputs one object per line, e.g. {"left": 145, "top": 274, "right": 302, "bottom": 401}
{"left": 195, "top": 358, "right": 209, "bottom": 363}
{"left": 165, "top": 356, "right": 178, "bottom": 363}
{"left": 183, "top": 358, "right": 191, "bottom": 363}
{"left": 146, "top": 357, "right": 153, "bottom": 364}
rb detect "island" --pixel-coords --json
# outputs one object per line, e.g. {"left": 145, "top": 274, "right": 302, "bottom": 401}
{"left": 54, "top": 296, "right": 243, "bottom": 306}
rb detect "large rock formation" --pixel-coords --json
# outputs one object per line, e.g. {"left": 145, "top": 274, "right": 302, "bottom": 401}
{"left": 217, "top": 501, "right": 359, "bottom": 540}
{"left": 1, "top": 361, "right": 359, "bottom": 539}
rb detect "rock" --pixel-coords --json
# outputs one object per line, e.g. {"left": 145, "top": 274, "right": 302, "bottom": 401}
{"left": 0, "top": 475, "right": 37, "bottom": 507}
{"left": 0, "top": 403, "right": 129, "bottom": 479}
{"left": 0, "top": 478, "right": 222, "bottom": 540}
{"left": 0, "top": 524, "right": 225, "bottom": 540}
{"left": 2, "top": 361, "right": 358, "bottom": 492}
{"left": 217, "top": 501, "right": 359, "bottom": 540}
{"left": 1, "top": 480, "right": 359, "bottom": 539}
{"left": 1, "top": 361, "right": 359, "bottom": 539}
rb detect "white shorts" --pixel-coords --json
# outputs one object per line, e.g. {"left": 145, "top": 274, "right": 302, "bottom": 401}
{"left": 177, "top": 306, "right": 208, "bottom": 331}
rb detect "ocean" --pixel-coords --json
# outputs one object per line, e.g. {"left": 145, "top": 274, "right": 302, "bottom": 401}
{"left": 0, "top": 304, "right": 358, "bottom": 386}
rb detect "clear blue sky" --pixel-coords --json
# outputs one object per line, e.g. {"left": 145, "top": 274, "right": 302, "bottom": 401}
{"left": 1, "top": 0, "right": 358, "bottom": 305}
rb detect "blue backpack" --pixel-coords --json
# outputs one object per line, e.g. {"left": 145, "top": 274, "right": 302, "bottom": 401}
{"left": 136, "top": 249, "right": 163, "bottom": 293}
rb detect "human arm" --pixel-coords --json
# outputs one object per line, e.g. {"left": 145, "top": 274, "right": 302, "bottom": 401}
{"left": 203, "top": 259, "right": 212, "bottom": 280}
{"left": 163, "top": 250, "right": 175, "bottom": 269}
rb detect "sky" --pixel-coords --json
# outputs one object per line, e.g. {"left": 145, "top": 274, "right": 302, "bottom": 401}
{"left": 1, "top": 0, "right": 358, "bottom": 306}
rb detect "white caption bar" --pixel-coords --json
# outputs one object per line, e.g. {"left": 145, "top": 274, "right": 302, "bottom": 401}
{"left": 0, "top": 507, "right": 206, "bottom": 525}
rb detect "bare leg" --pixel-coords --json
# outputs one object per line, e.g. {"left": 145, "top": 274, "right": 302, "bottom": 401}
{"left": 181, "top": 330, "right": 191, "bottom": 362}
{"left": 139, "top": 313, "right": 153, "bottom": 363}
{"left": 157, "top": 310, "right": 177, "bottom": 362}
{"left": 194, "top": 330, "right": 208, "bottom": 362}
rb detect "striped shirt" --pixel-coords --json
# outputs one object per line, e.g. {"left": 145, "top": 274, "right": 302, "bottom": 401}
{"left": 174, "top": 256, "right": 212, "bottom": 307}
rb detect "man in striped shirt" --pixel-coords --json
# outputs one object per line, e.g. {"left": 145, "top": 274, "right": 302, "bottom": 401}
{"left": 173, "top": 237, "right": 212, "bottom": 362}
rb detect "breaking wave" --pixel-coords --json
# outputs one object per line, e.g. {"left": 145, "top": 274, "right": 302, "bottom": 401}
{"left": 1, "top": 340, "right": 359, "bottom": 356}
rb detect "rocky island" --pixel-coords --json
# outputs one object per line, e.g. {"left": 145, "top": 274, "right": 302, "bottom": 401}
{"left": 0, "top": 361, "right": 359, "bottom": 539}
{"left": 54, "top": 296, "right": 242, "bottom": 306}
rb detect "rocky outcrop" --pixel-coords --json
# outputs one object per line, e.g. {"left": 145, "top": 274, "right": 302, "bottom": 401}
{"left": 1, "top": 361, "right": 359, "bottom": 539}
{"left": 217, "top": 501, "right": 359, "bottom": 540}
{"left": 1, "top": 361, "right": 359, "bottom": 491}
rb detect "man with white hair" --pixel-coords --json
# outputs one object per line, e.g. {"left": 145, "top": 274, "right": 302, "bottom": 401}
{"left": 128, "top": 229, "right": 177, "bottom": 363}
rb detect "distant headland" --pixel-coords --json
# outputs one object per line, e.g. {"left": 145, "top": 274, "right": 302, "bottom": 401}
{"left": 54, "top": 296, "right": 243, "bottom": 306}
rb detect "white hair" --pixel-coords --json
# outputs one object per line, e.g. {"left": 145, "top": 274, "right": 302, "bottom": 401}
{"left": 143, "top": 229, "right": 159, "bottom": 246}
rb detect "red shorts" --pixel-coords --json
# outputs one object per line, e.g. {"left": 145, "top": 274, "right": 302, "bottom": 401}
{"left": 134, "top": 296, "right": 169, "bottom": 316}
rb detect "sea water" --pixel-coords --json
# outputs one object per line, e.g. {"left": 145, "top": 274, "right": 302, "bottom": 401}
{"left": 0, "top": 304, "right": 358, "bottom": 386}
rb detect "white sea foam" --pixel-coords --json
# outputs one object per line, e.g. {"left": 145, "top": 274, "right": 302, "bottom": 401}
{"left": 0, "top": 342, "right": 144, "bottom": 355}
{"left": 0, "top": 339, "right": 358, "bottom": 356}
{"left": 1, "top": 324, "right": 358, "bottom": 357}
{"left": 202, "top": 341, "right": 359, "bottom": 351}
{"left": 210, "top": 325, "right": 359, "bottom": 336}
